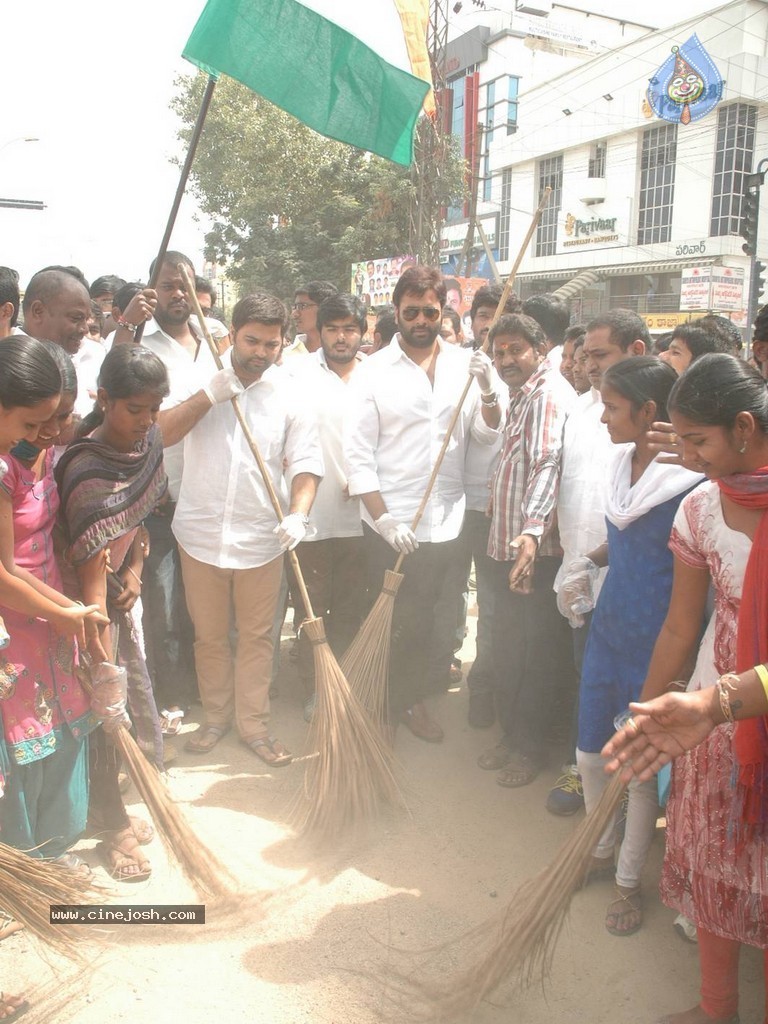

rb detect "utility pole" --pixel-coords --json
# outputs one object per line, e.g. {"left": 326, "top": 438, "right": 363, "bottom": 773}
{"left": 409, "top": 0, "right": 449, "bottom": 267}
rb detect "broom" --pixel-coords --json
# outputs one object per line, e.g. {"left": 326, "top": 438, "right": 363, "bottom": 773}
{"left": 178, "top": 266, "right": 400, "bottom": 838}
{"left": 0, "top": 840, "right": 108, "bottom": 959}
{"left": 340, "top": 188, "right": 553, "bottom": 726}
{"left": 80, "top": 665, "right": 238, "bottom": 900}
{"left": 386, "top": 770, "right": 627, "bottom": 1019}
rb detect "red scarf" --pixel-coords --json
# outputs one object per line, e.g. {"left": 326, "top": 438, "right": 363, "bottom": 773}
{"left": 717, "top": 466, "right": 768, "bottom": 832}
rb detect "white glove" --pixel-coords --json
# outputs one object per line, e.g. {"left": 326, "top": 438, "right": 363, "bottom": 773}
{"left": 203, "top": 366, "right": 244, "bottom": 405}
{"left": 274, "top": 512, "right": 309, "bottom": 551}
{"left": 374, "top": 513, "right": 418, "bottom": 554}
{"left": 468, "top": 349, "right": 494, "bottom": 394}
{"left": 556, "top": 556, "right": 600, "bottom": 627}
{"left": 90, "top": 661, "right": 130, "bottom": 733}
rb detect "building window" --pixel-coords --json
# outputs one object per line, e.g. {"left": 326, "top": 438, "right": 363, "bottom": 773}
{"left": 535, "top": 155, "right": 563, "bottom": 257}
{"left": 507, "top": 76, "right": 519, "bottom": 134}
{"left": 710, "top": 102, "right": 757, "bottom": 237}
{"left": 588, "top": 141, "right": 606, "bottom": 179}
{"left": 637, "top": 123, "right": 677, "bottom": 246}
{"left": 499, "top": 168, "right": 512, "bottom": 261}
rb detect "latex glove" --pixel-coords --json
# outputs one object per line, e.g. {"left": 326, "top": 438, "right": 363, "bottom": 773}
{"left": 89, "top": 661, "right": 130, "bottom": 733}
{"left": 203, "top": 366, "right": 244, "bottom": 405}
{"left": 468, "top": 349, "right": 494, "bottom": 394}
{"left": 374, "top": 513, "right": 418, "bottom": 554}
{"left": 274, "top": 513, "right": 309, "bottom": 551}
{"left": 557, "top": 556, "right": 600, "bottom": 626}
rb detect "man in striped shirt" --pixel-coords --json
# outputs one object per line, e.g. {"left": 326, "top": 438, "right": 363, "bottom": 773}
{"left": 478, "top": 313, "right": 572, "bottom": 788}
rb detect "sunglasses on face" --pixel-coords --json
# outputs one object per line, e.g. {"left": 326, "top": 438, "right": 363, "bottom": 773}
{"left": 400, "top": 305, "right": 441, "bottom": 322}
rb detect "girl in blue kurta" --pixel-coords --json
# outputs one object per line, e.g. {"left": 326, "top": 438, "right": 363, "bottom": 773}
{"left": 562, "top": 357, "right": 702, "bottom": 938}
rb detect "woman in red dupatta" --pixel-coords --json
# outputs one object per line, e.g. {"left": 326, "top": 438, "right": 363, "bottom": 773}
{"left": 610, "top": 354, "right": 768, "bottom": 1024}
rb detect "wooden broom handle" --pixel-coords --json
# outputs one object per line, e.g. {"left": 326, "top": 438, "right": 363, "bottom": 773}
{"left": 177, "top": 265, "right": 316, "bottom": 619}
{"left": 392, "top": 186, "right": 552, "bottom": 573}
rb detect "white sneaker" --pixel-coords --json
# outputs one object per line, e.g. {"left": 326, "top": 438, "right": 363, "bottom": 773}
{"left": 673, "top": 913, "right": 698, "bottom": 943}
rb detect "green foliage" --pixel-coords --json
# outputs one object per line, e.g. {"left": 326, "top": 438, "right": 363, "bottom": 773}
{"left": 171, "top": 73, "right": 467, "bottom": 301}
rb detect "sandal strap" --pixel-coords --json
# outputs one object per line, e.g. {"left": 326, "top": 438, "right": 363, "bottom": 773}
{"left": 161, "top": 709, "right": 184, "bottom": 721}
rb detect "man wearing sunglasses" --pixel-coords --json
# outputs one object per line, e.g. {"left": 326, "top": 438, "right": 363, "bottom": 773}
{"left": 345, "top": 265, "right": 501, "bottom": 744}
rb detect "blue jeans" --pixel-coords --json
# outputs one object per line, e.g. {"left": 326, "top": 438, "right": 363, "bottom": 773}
{"left": 142, "top": 511, "right": 197, "bottom": 711}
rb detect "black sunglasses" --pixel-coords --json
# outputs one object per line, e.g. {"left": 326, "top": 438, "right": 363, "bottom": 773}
{"left": 401, "top": 305, "right": 441, "bottom": 322}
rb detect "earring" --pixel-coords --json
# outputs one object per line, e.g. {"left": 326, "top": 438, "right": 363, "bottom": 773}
{"left": 739, "top": 441, "right": 747, "bottom": 454}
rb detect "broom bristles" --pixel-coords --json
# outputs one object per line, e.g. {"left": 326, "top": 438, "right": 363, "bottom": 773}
{"left": 113, "top": 726, "right": 239, "bottom": 900}
{"left": 340, "top": 569, "right": 404, "bottom": 725}
{"left": 387, "top": 771, "right": 627, "bottom": 1019}
{"left": 0, "top": 841, "right": 108, "bottom": 959}
{"left": 294, "top": 616, "right": 402, "bottom": 839}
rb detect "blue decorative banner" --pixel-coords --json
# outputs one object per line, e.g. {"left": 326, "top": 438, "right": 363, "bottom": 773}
{"left": 646, "top": 33, "right": 724, "bottom": 125}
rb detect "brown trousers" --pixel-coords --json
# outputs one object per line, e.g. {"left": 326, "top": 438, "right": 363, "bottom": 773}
{"left": 179, "top": 547, "right": 283, "bottom": 742}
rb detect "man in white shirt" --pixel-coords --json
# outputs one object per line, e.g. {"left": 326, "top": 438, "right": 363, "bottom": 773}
{"left": 344, "top": 266, "right": 501, "bottom": 743}
{"left": 292, "top": 293, "right": 368, "bottom": 719}
{"left": 174, "top": 293, "right": 323, "bottom": 766}
{"left": 282, "top": 280, "right": 339, "bottom": 363}
{"left": 21, "top": 267, "right": 91, "bottom": 357}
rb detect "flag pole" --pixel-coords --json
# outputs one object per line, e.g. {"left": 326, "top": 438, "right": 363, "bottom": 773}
{"left": 135, "top": 73, "right": 217, "bottom": 343}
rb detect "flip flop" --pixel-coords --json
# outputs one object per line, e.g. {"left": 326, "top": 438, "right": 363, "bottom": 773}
{"left": 98, "top": 830, "right": 152, "bottom": 884}
{"left": 160, "top": 708, "right": 184, "bottom": 736}
{"left": 184, "top": 725, "right": 229, "bottom": 754}
{"left": 243, "top": 736, "right": 293, "bottom": 767}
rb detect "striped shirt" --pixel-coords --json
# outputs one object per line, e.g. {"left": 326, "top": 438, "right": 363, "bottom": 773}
{"left": 487, "top": 362, "right": 568, "bottom": 562}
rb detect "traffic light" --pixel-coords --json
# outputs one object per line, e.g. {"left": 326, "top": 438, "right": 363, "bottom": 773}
{"left": 754, "top": 260, "right": 767, "bottom": 303}
{"left": 741, "top": 182, "right": 760, "bottom": 256}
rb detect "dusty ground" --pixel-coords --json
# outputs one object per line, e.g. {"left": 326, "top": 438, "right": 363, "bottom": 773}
{"left": 3, "top": 598, "right": 765, "bottom": 1024}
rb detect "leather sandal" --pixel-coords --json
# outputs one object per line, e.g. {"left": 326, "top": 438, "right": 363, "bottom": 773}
{"left": 184, "top": 724, "right": 229, "bottom": 754}
{"left": 496, "top": 753, "right": 539, "bottom": 788}
{"left": 243, "top": 736, "right": 293, "bottom": 767}
{"left": 605, "top": 886, "right": 643, "bottom": 936}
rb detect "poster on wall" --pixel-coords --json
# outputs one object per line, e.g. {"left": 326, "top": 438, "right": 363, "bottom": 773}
{"left": 350, "top": 255, "right": 417, "bottom": 308}
{"left": 646, "top": 34, "right": 723, "bottom": 125}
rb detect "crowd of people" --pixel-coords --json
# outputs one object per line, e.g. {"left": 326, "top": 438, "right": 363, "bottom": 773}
{"left": 0, "top": 253, "right": 766, "bottom": 1024}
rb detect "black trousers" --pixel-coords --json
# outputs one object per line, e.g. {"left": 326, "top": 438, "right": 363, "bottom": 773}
{"left": 491, "top": 554, "right": 573, "bottom": 765}
{"left": 362, "top": 524, "right": 462, "bottom": 716}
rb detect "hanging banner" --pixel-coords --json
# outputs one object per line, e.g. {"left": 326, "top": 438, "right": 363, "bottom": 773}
{"left": 646, "top": 34, "right": 723, "bottom": 125}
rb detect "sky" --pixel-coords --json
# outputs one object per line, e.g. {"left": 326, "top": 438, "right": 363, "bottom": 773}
{"left": 1, "top": 0, "right": 729, "bottom": 288}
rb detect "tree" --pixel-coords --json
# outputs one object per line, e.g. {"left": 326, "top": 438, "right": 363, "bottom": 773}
{"left": 172, "top": 73, "right": 467, "bottom": 301}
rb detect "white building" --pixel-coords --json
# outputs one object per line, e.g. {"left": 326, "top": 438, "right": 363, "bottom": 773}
{"left": 443, "top": 0, "right": 768, "bottom": 334}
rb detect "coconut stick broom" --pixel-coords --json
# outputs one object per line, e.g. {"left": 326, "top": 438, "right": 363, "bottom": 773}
{"left": 178, "top": 266, "right": 400, "bottom": 839}
{"left": 386, "top": 770, "right": 627, "bottom": 1019}
{"left": 0, "top": 840, "right": 108, "bottom": 958}
{"left": 340, "top": 188, "right": 552, "bottom": 727}
{"left": 78, "top": 666, "right": 238, "bottom": 900}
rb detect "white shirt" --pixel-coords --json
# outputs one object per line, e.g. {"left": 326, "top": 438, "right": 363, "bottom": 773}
{"left": 543, "top": 345, "right": 579, "bottom": 416}
{"left": 71, "top": 337, "right": 106, "bottom": 419}
{"left": 464, "top": 361, "right": 508, "bottom": 513}
{"left": 554, "top": 387, "right": 618, "bottom": 598}
{"left": 344, "top": 335, "right": 500, "bottom": 543}
{"left": 140, "top": 317, "right": 219, "bottom": 501}
{"left": 291, "top": 350, "right": 364, "bottom": 541}
{"left": 172, "top": 351, "right": 324, "bottom": 569}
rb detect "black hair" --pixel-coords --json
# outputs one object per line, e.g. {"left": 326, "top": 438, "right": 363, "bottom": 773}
{"left": 754, "top": 304, "right": 768, "bottom": 344}
{"left": 195, "top": 275, "right": 217, "bottom": 302}
{"left": 522, "top": 293, "right": 571, "bottom": 346}
{"left": 149, "top": 250, "right": 193, "bottom": 280}
{"left": 78, "top": 345, "right": 169, "bottom": 435}
{"left": 653, "top": 332, "right": 673, "bottom": 356}
{"left": 22, "top": 268, "right": 90, "bottom": 314}
{"left": 695, "top": 314, "right": 742, "bottom": 355}
{"left": 89, "top": 301, "right": 105, "bottom": 335}
{"left": 0, "top": 267, "right": 20, "bottom": 328}
{"left": 585, "top": 309, "right": 651, "bottom": 352}
{"left": 602, "top": 356, "right": 677, "bottom": 423}
{"left": 317, "top": 293, "right": 367, "bottom": 334}
{"left": 443, "top": 277, "right": 463, "bottom": 300}
{"left": 90, "top": 275, "right": 126, "bottom": 299}
{"left": 231, "top": 293, "right": 289, "bottom": 336}
{"left": 38, "top": 340, "right": 77, "bottom": 395}
{"left": 470, "top": 284, "right": 521, "bottom": 321}
{"left": 0, "top": 336, "right": 61, "bottom": 409}
{"left": 35, "top": 265, "right": 89, "bottom": 289}
{"left": 441, "top": 307, "right": 462, "bottom": 336}
{"left": 374, "top": 308, "right": 397, "bottom": 346}
{"left": 573, "top": 334, "right": 585, "bottom": 352}
{"left": 671, "top": 322, "right": 734, "bottom": 362}
{"left": 488, "top": 312, "right": 545, "bottom": 350}
{"left": 563, "top": 324, "right": 586, "bottom": 345}
{"left": 668, "top": 352, "right": 768, "bottom": 432}
{"left": 392, "top": 266, "right": 446, "bottom": 307}
{"left": 113, "top": 282, "right": 144, "bottom": 314}
{"left": 295, "top": 280, "right": 339, "bottom": 306}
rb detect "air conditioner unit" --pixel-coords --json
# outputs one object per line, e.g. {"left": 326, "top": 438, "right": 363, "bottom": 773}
{"left": 515, "top": 0, "right": 553, "bottom": 15}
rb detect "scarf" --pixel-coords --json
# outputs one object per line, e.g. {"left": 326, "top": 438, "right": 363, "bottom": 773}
{"left": 604, "top": 445, "right": 703, "bottom": 530}
{"left": 717, "top": 466, "right": 768, "bottom": 832}
{"left": 55, "top": 424, "right": 167, "bottom": 565}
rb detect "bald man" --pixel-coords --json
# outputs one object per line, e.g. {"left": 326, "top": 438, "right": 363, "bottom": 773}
{"left": 21, "top": 269, "right": 91, "bottom": 355}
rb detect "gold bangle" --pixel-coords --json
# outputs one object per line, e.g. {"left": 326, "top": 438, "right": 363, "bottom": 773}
{"left": 716, "top": 673, "right": 739, "bottom": 723}
{"left": 754, "top": 664, "right": 768, "bottom": 705}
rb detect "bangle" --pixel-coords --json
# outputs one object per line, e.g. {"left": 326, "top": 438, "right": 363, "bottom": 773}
{"left": 124, "top": 566, "right": 142, "bottom": 589}
{"left": 480, "top": 392, "right": 499, "bottom": 408}
{"left": 716, "top": 673, "right": 739, "bottom": 723}
{"left": 117, "top": 317, "right": 137, "bottom": 335}
{"left": 754, "top": 664, "right": 768, "bottom": 704}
